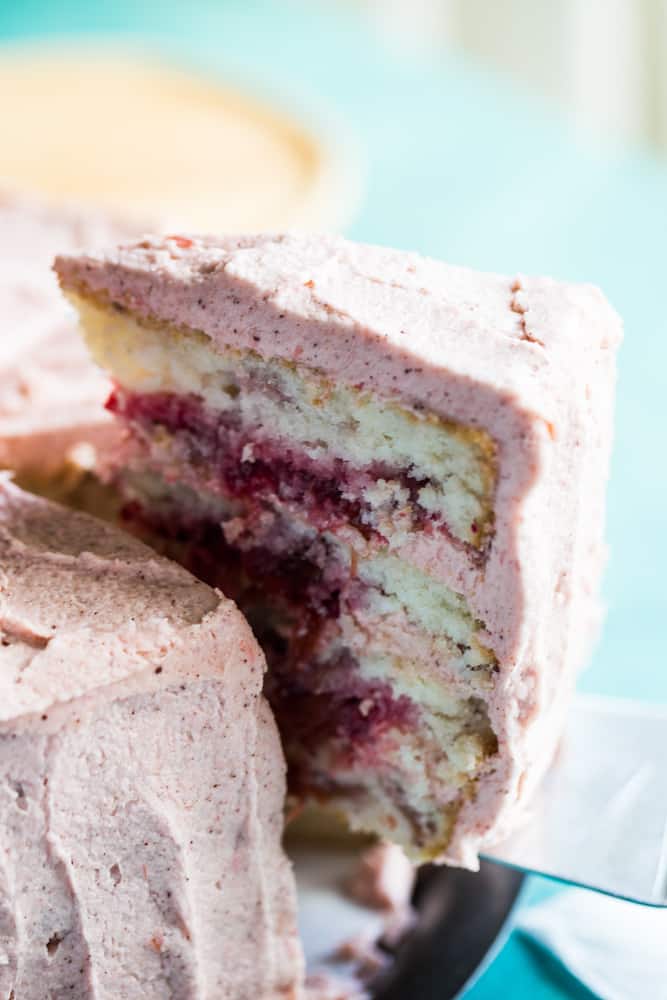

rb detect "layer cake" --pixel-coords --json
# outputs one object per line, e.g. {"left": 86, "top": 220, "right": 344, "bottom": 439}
{"left": 56, "top": 233, "right": 621, "bottom": 865}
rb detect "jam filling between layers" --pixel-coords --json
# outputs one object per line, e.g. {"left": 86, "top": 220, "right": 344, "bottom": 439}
{"left": 108, "top": 388, "right": 494, "bottom": 557}
{"left": 71, "top": 290, "right": 497, "bottom": 552}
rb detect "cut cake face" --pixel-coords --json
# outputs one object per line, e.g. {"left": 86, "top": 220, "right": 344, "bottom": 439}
{"left": 0, "top": 477, "right": 303, "bottom": 999}
{"left": 56, "top": 233, "right": 620, "bottom": 865}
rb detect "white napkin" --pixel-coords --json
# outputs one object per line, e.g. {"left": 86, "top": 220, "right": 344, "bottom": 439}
{"left": 517, "top": 890, "right": 667, "bottom": 1000}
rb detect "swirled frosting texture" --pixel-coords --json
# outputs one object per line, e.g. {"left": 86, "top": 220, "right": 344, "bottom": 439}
{"left": 0, "top": 477, "right": 303, "bottom": 999}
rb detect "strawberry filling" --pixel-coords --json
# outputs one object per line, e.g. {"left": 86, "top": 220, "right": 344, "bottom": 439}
{"left": 108, "top": 388, "right": 480, "bottom": 549}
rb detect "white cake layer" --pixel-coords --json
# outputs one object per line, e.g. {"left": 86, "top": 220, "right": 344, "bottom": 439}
{"left": 358, "top": 551, "right": 492, "bottom": 664}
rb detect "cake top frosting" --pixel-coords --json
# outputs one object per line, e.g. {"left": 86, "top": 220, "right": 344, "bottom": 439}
{"left": 0, "top": 476, "right": 263, "bottom": 728}
{"left": 0, "top": 192, "right": 139, "bottom": 469}
{"left": 55, "top": 232, "right": 622, "bottom": 429}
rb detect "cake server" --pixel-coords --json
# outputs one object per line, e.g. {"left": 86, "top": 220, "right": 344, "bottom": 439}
{"left": 483, "top": 693, "right": 667, "bottom": 906}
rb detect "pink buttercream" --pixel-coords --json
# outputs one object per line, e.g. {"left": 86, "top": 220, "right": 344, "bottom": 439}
{"left": 0, "top": 192, "right": 140, "bottom": 475}
{"left": 0, "top": 476, "right": 303, "bottom": 999}
{"left": 55, "top": 233, "right": 621, "bottom": 865}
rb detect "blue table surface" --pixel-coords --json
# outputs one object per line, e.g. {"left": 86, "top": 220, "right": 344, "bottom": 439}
{"left": 3, "top": 1, "right": 666, "bottom": 995}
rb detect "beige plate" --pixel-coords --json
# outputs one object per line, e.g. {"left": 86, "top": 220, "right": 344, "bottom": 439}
{"left": 0, "top": 44, "right": 359, "bottom": 232}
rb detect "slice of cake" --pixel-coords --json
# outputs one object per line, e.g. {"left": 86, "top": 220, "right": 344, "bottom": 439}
{"left": 55, "top": 234, "right": 621, "bottom": 866}
{"left": 0, "top": 192, "right": 139, "bottom": 502}
{"left": 0, "top": 477, "right": 303, "bottom": 999}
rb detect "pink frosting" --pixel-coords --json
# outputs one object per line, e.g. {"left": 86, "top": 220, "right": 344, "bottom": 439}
{"left": 0, "top": 192, "right": 141, "bottom": 474}
{"left": 0, "top": 476, "right": 303, "bottom": 998}
{"left": 55, "top": 233, "right": 621, "bottom": 865}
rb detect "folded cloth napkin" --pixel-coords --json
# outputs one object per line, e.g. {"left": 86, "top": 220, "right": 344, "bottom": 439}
{"left": 517, "top": 889, "right": 667, "bottom": 1000}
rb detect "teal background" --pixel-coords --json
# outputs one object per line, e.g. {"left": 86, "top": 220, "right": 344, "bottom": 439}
{"left": 3, "top": 1, "right": 666, "bottom": 995}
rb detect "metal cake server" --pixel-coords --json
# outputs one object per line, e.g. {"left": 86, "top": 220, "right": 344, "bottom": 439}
{"left": 483, "top": 693, "right": 667, "bottom": 906}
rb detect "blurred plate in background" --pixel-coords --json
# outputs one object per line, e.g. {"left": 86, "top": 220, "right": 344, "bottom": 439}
{"left": 0, "top": 45, "right": 359, "bottom": 232}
